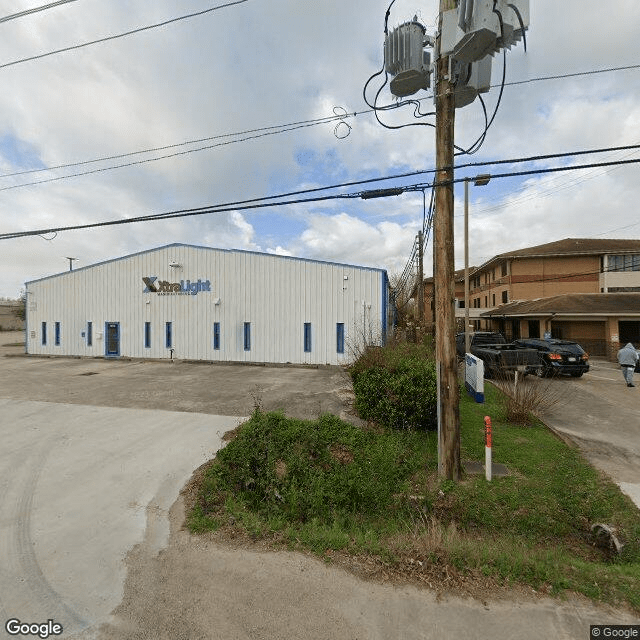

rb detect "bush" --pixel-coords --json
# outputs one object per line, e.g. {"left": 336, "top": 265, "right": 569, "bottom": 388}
{"left": 349, "top": 341, "right": 437, "bottom": 431}
{"left": 491, "top": 375, "right": 563, "bottom": 425}
{"left": 197, "top": 411, "right": 424, "bottom": 526}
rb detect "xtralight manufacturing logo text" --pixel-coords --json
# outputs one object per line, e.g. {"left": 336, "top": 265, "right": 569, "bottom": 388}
{"left": 142, "top": 276, "right": 211, "bottom": 296}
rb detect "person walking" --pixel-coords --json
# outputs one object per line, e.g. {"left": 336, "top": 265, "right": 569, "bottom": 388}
{"left": 617, "top": 342, "right": 639, "bottom": 387}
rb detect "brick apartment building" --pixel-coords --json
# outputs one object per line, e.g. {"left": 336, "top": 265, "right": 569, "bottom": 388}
{"left": 421, "top": 238, "right": 640, "bottom": 355}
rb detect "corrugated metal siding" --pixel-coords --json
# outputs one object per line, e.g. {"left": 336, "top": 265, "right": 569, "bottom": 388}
{"left": 26, "top": 245, "right": 388, "bottom": 365}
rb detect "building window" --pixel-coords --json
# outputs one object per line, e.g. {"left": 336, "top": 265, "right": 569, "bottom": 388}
{"left": 54, "top": 322, "right": 61, "bottom": 346}
{"left": 501, "top": 262, "right": 508, "bottom": 277}
{"left": 303, "top": 323, "right": 312, "bottom": 352}
{"left": 243, "top": 322, "right": 251, "bottom": 351}
{"left": 502, "top": 290, "right": 508, "bottom": 304}
{"left": 41, "top": 322, "right": 47, "bottom": 345}
{"left": 492, "top": 294, "right": 496, "bottom": 306}
{"left": 213, "top": 322, "right": 220, "bottom": 350}
{"left": 165, "top": 322, "right": 172, "bottom": 349}
{"left": 609, "top": 254, "right": 640, "bottom": 272}
{"left": 87, "top": 322, "right": 93, "bottom": 346}
{"left": 336, "top": 323, "right": 345, "bottom": 354}
{"left": 144, "top": 322, "right": 151, "bottom": 348}
{"left": 484, "top": 296, "right": 488, "bottom": 307}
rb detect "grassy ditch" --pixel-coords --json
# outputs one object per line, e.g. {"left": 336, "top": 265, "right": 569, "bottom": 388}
{"left": 188, "top": 384, "right": 640, "bottom": 612}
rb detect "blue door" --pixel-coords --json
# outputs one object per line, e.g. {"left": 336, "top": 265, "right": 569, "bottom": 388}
{"left": 105, "top": 322, "right": 120, "bottom": 357}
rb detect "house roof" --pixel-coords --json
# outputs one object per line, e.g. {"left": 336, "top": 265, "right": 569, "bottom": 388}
{"left": 481, "top": 293, "right": 640, "bottom": 317}
{"left": 473, "top": 238, "right": 640, "bottom": 275}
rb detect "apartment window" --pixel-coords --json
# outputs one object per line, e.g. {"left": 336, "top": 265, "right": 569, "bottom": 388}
{"left": 213, "top": 322, "right": 220, "bottom": 350}
{"left": 41, "top": 322, "right": 47, "bottom": 345}
{"left": 144, "top": 322, "right": 151, "bottom": 348}
{"left": 502, "top": 290, "right": 508, "bottom": 304}
{"left": 54, "top": 322, "right": 61, "bottom": 346}
{"left": 336, "top": 323, "right": 345, "bottom": 354}
{"left": 243, "top": 322, "right": 251, "bottom": 351}
{"left": 87, "top": 322, "right": 93, "bottom": 346}
{"left": 165, "top": 322, "right": 172, "bottom": 349}
{"left": 609, "top": 254, "right": 640, "bottom": 272}
{"left": 303, "top": 323, "right": 312, "bottom": 352}
{"left": 501, "top": 261, "right": 508, "bottom": 277}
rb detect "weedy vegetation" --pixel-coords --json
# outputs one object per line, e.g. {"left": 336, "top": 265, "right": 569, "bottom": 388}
{"left": 188, "top": 340, "right": 640, "bottom": 612}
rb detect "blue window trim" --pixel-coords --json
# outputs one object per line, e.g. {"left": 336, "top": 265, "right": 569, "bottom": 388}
{"left": 41, "top": 321, "right": 47, "bottom": 346}
{"left": 243, "top": 322, "right": 251, "bottom": 351}
{"left": 336, "top": 323, "right": 345, "bottom": 354}
{"left": 165, "top": 322, "right": 172, "bottom": 349}
{"left": 54, "top": 322, "right": 61, "bottom": 346}
{"left": 303, "top": 323, "right": 312, "bottom": 352}
{"left": 144, "top": 322, "right": 151, "bottom": 348}
{"left": 87, "top": 322, "right": 93, "bottom": 346}
{"left": 213, "top": 322, "right": 220, "bottom": 350}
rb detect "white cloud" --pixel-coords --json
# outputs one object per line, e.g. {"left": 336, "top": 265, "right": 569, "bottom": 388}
{"left": 0, "top": 0, "right": 639, "bottom": 297}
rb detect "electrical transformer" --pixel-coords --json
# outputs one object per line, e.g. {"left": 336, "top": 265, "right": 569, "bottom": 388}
{"left": 384, "top": 18, "right": 431, "bottom": 97}
{"left": 441, "top": 0, "right": 529, "bottom": 63}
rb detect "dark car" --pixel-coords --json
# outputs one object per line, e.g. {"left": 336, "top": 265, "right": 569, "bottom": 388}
{"left": 514, "top": 338, "right": 590, "bottom": 378}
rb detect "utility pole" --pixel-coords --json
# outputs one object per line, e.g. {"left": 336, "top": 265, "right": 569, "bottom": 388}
{"left": 434, "top": 0, "right": 460, "bottom": 480}
{"left": 417, "top": 230, "right": 424, "bottom": 323}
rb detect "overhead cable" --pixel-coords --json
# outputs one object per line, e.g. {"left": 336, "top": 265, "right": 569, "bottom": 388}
{"left": 4, "top": 156, "right": 640, "bottom": 242}
{"left": 3, "top": 137, "right": 640, "bottom": 197}
{"left": 0, "top": 0, "right": 249, "bottom": 71}
{"left": 0, "top": 0, "right": 80, "bottom": 25}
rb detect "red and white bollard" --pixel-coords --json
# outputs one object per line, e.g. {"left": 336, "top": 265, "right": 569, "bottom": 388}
{"left": 484, "top": 416, "right": 492, "bottom": 482}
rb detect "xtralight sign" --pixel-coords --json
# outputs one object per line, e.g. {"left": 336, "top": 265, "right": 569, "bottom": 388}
{"left": 143, "top": 276, "right": 211, "bottom": 296}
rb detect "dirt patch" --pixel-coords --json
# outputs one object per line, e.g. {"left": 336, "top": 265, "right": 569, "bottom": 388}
{"left": 328, "top": 443, "right": 354, "bottom": 464}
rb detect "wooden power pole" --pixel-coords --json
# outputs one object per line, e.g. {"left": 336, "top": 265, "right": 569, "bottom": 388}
{"left": 434, "top": 0, "right": 460, "bottom": 480}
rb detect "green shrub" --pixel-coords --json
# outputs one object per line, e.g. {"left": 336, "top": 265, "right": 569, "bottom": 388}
{"left": 349, "top": 342, "right": 437, "bottom": 430}
{"left": 198, "top": 411, "right": 425, "bottom": 527}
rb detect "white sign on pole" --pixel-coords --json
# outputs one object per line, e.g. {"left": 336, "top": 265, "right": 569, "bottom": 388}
{"left": 465, "top": 353, "right": 484, "bottom": 403}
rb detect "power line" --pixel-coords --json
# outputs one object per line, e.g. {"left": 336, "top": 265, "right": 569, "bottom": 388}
{"left": 0, "top": 112, "right": 356, "bottom": 180}
{"left": 0, "top": 0, "right": 80, "bottom": 24}
{"left": 4, "top": 154, "right": 640, "bottom": 242}
{"left": 0, "top": 0, "right": 249, "bottom": 71}
{"left": 3, "top": 130, "right": 640, "bottom": 197}
{"left": 501, "top": 63, "right": 640, "bottom": 88}
{"left": 0, "top": 191, "right": 360, "bottom": 240}
{"left": 0, "top": 118, "right": 353, "bottom": 192}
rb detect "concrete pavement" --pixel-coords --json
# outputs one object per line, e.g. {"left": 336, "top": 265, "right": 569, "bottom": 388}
{"left": 539, "top": 358, "right": 640, "bottom": 508}
{"left": 1, "top": 334, "right": 638, "bottom": 639}
{"left": 0, "top": 398, "right": 243, "bottom": 637}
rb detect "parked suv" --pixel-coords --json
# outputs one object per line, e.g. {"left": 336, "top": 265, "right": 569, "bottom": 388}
{"left": 514, "top": 338, "right": 590, "bottom": 378}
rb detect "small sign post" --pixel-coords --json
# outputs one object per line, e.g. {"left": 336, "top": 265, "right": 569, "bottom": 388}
{"left": 484, "top": 416, "right": 492, "bottom": 481}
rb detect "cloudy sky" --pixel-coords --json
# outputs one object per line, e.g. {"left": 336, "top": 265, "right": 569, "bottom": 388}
{"left": 0, "top": 0, "right": 639, "bottom": 298}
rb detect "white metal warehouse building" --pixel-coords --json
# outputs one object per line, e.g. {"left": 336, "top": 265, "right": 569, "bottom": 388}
{"left": 25, "top": 243, "right": 391, "bottom": 366}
